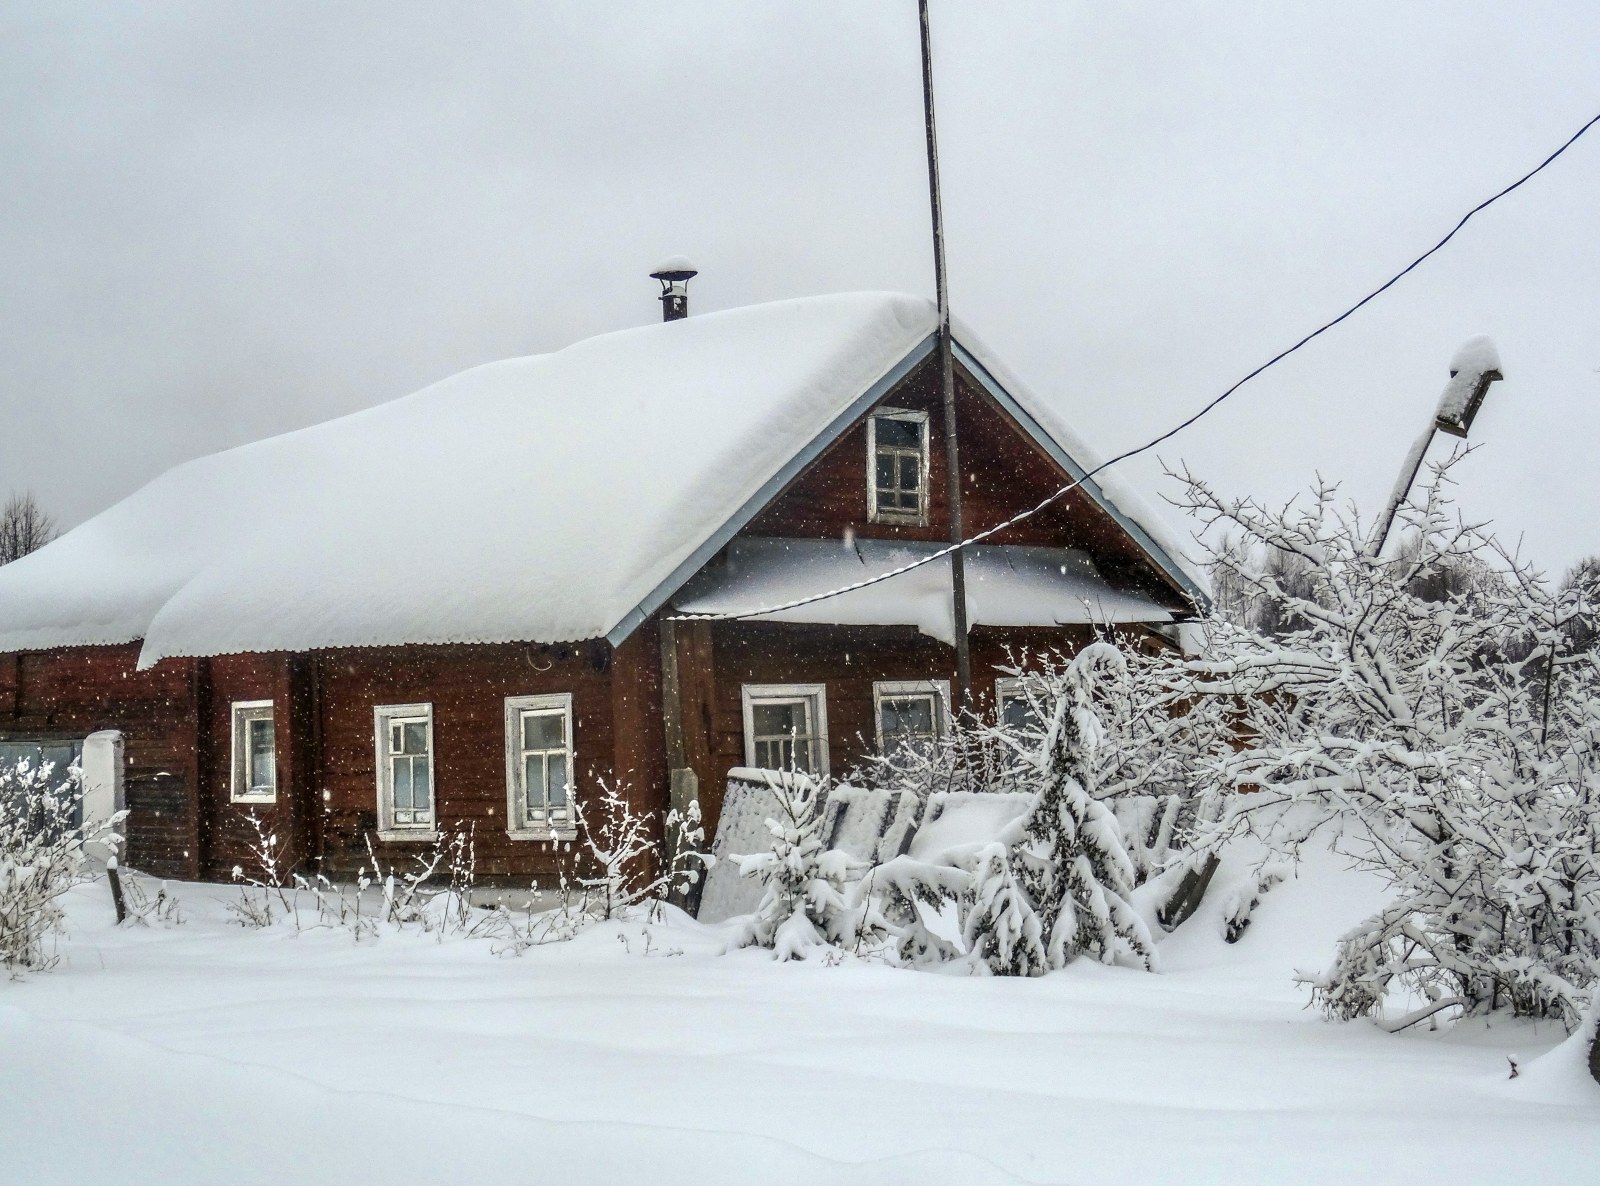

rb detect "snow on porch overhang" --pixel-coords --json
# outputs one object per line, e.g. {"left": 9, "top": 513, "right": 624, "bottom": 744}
{"left": 604, "top": 330, "right": 1205, "bottom": 647}
{"left": 668, "top": 536, "right": 1173, "bottom": 646}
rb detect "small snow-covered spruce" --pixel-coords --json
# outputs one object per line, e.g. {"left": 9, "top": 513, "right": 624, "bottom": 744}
{"left": 571, "top": 780, "right": 709, "bottom": 922}
{"left": 1172, "top": 453, "right": 1600, "bottom": 1030}
{"left": 729, "top": 769, "right": 856, "bottom": 961}
{"left": 0, "top": 758, "right": 104, "bottom": 973}
{"left": 962, "top": 841, "right": 1047, "bottom": 976}
{"left": 1005, "top": 643, "right": 1156, "bottom": 972}
{"left": 995, "top": 637, "right": 1230, "bottom": 890}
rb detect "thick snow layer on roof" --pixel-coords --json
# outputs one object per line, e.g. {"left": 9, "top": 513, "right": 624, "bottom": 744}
{"left": 671, "top": 537, "right": 1174, "bottom": 645}
{"left": 0, "top": 293, "right": 936, "bottom": 663}
{"left": 0, "top": 290, "right": 1202, "bottom": 663}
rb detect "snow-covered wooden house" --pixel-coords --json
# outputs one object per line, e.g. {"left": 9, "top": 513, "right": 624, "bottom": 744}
{"left": 0, "top": 291, "right": 1203, "bottom": 881}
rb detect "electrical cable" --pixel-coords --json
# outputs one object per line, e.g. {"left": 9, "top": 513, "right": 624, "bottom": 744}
{"left": 672, "top": 108, "right": 1600, "bottom": 624}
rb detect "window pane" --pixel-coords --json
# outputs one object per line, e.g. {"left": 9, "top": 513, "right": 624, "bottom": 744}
{"left": 525, "top": 754, "right": 546, "bottom": 811}
{"left": 413, "top": 757, "right": 431, "bottom": 807}
{"left": 523, "top": 711, "right": 564, "bottom": 750}
{"left": 875, "top": 454, "right": 895, "bottom": 489}
{"left": 752, "top": 701, "right": 805, "bottom": 737}
{"left": 248, "top": 718, "right": 275, "bottom": 790}
{"left": 876, "top": 416, "right": 920, "bottom": 448}
{"left": 401, "top": 721, "right": 428, "bottom": 755}
{"left": 1001, "top": 695, "right": 1038, "bottom": 732}
{"left": 899, "top": 453, "right": 921, "bottom": 488}
{"left": 393, "top": 757, "right": 412, "bottom": 809}
{"left": 883, "top": 696, "right": 935, "bottom": 737}
{"left": 548, "top": 754, "right": 568, "bottom": 807}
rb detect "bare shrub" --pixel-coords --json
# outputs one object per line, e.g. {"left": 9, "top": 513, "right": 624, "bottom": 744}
{"left": 0, "top": 491, "right": 56, "bottom": 565}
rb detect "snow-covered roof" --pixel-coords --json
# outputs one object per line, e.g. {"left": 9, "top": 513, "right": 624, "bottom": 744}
{"left": 671, "top": 537, "right": 1173, "bottom": 645}
{"left": 0, "top": 291, "right": 1203, "bottom": 666}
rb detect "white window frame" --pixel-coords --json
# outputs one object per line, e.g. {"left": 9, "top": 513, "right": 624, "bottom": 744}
{"left": 229, "top": 700, "right": 277, "bottom": 804}
{"left": 995, "top": 676, "right": 1044, "bottom": 731}
{"left": 873, "top": 680, "right": 952, "bottom": 755}
{"left": 504, "top": 693, "right": 577, "bottom": 840}
{"left": 867, "top": 406, "right": 931, "bottom": 526}
{"left": 741, "top": 683, "right": 830, "bottom": 776}
{"left": 374, "top": 703, "right": 438, "bottom": 841}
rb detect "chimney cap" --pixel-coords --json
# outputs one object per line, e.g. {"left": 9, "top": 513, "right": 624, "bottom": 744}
{"left": 650, "top": 256, "right": 698, "bottom": 283}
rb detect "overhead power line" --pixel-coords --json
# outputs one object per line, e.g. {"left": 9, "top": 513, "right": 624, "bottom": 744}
{"left": 674, "top": 107, "right": 1600, "bottom": 625}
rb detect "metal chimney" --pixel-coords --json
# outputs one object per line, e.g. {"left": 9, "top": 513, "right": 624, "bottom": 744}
{"left": 650, "top": 256, "right": 698, "bottom": 321}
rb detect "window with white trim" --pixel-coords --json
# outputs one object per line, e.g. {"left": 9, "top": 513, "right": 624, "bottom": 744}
{"left": 230, "top": 700, "right": 276, "bottom": 803}
{"left": 505, "top": 694, "right": 576, "bottom": 838}
{"left": 868, "top": 407, "right": 930, "bottom": 525}
{"left": 874, "top": 680, "right": 951, "bottom": 759}
{"left": 374, "top": 703, "right": 435, "bottom": 838}
{"left": 995, "top": 677, "right": 1043, "bottom": 733}
{"left": 741, "top": 684, "right": 829, "bottom": 776}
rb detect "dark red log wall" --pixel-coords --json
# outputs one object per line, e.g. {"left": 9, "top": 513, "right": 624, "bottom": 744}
{"left": 0, "top": 643, "right": 202, "bottom": 879}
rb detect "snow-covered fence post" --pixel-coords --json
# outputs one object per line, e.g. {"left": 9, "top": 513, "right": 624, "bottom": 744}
{"left": 82, "top": 731, "right": 127, "bottom": 924}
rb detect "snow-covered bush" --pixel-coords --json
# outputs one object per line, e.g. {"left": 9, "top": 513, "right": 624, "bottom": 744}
{"left": 1174, "top": 455, "right": 1600, "bottom": 1030}
{"left": 847, "top": 709, "right": 1025, "bottom": 799}
{"left": 228, "top": 812, "right": 294, "bottom": 927}
{"left": 572, "top": 780, "right": 709, "bottom": 921}
{"left": 0, "top": 758, "right": 104, "bottom": 972}
{"left": 729, "top": 770, "right": 856, "bottom": 961}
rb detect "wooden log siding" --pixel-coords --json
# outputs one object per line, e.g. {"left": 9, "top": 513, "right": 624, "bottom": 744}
{"left": 0, "top": 643, "right": 201, "bottom": 879}
{"left": 690, "top": 621, "right": 1093, "bottom": 837}
{"left": 200, "top": 652, "right": 312, "bottom": 881}
{"left": 312, "top": 640, "right": 640, "bottom": 881}
{"left": 744, "top": 359, "right": 1184, "bottom": 609}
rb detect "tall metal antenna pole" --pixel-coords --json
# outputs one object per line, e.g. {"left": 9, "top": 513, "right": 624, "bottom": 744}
{"left": 919, "top": 0, "right": 973, "bottom": 713}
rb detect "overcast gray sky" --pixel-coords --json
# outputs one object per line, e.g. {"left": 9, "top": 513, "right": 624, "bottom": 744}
{"left": 3, "top": 1, "right": 1598, "bottom": 575}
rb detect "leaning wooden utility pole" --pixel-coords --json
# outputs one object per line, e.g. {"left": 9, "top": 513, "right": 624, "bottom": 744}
{"left": 918, "top": 0, "right": 973, "bottom": 713}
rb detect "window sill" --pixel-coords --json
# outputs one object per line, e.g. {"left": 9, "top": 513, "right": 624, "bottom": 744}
{"left": 868, "top": 513, "right": 929, "bottom": 528}
{"left": 506, "top": 828, "right": 578, "bottom": 844}
{"left": 376, "top": 829, "right": 440, "bottom": 843}
{"left": 229, "top": 793, "right": 278, "bottom": 806}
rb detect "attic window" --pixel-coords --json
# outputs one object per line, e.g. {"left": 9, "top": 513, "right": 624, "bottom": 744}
{"left": 868, "top": 408, "right": 929, "bottom": 525}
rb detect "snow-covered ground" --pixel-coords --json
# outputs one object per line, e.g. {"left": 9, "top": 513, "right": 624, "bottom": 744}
{"left": 3, "top": 854, "right": 1595, "bottom": 1186}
